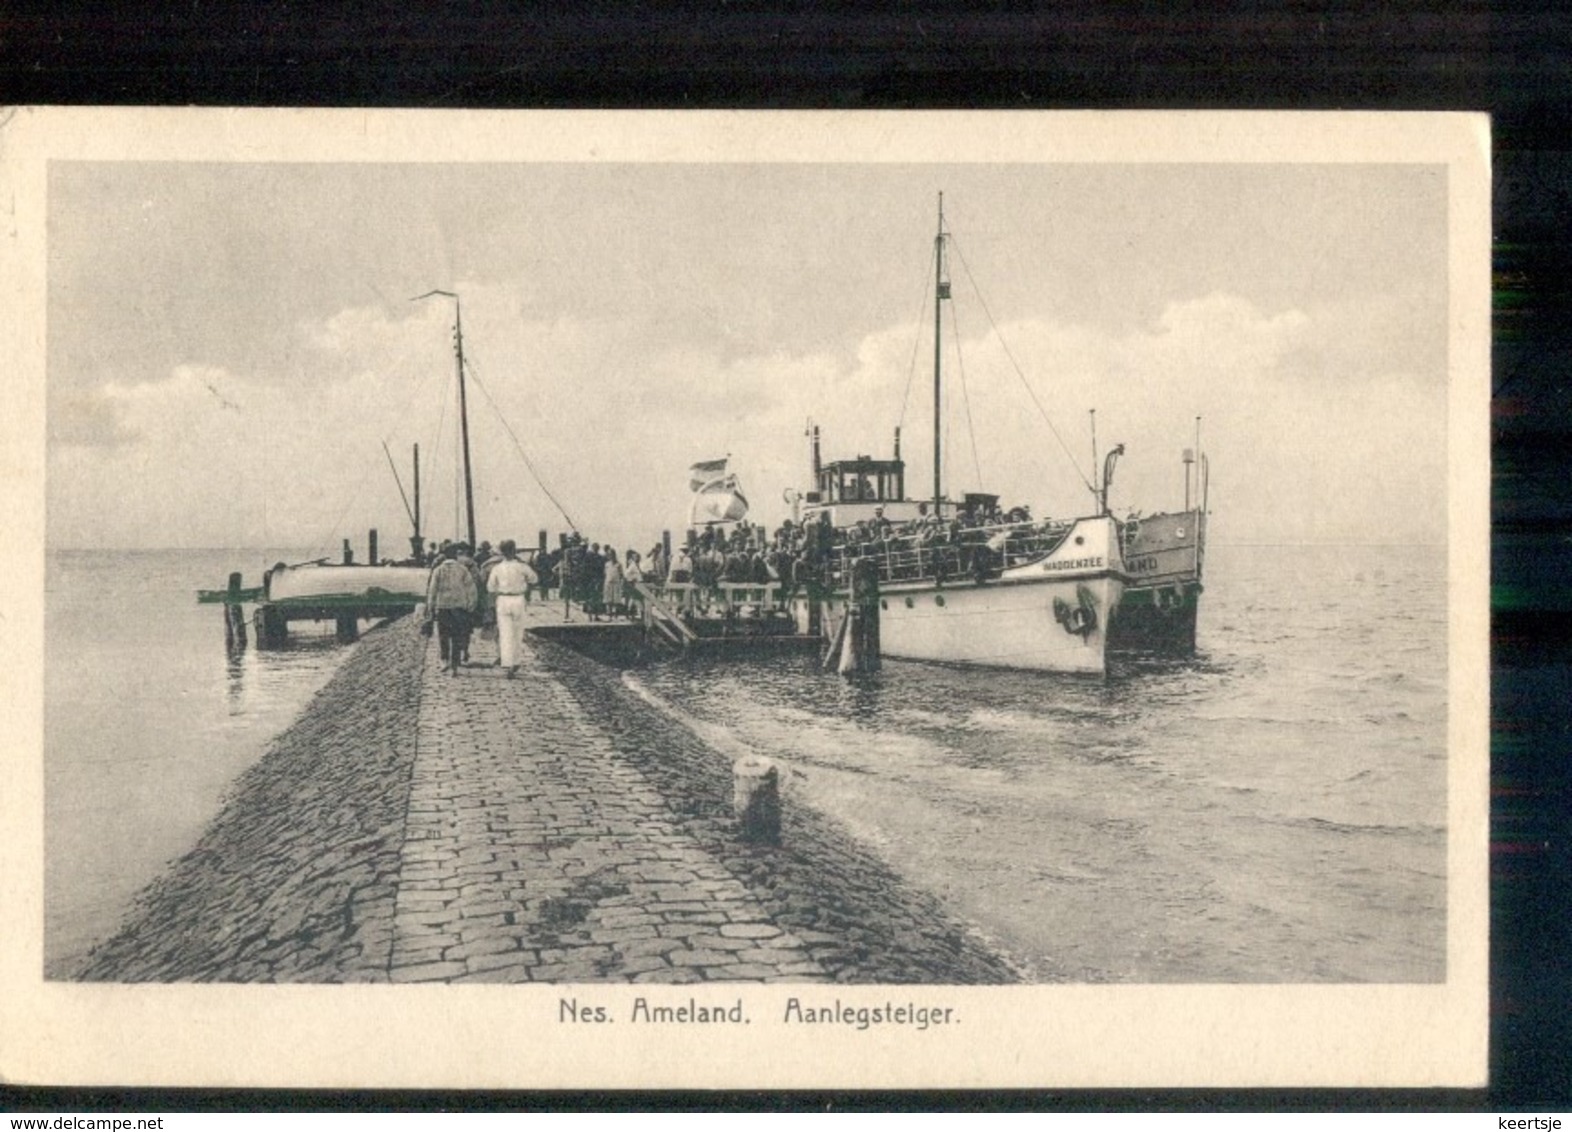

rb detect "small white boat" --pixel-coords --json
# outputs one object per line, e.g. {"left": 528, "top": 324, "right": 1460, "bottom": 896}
{"left": 263, "top": 561, "right": 430, "bottom": 609}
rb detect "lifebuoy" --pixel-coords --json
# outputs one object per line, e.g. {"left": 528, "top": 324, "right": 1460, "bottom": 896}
{"left": 1053, "top": 585, "right": 1099, "bottom": 639}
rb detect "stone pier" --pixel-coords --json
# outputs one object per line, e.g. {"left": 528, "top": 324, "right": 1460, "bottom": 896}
{"left": 78, "top": 616, "right": 1017, "bottom": 985}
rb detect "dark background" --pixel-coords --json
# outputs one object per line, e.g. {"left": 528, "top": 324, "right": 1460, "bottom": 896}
{"left": 3, "top": 1, "right": 1568, "bottom": 1112}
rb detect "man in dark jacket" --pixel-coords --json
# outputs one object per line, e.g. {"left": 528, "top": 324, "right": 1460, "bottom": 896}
{"left": 424, "top": 546, "right": 479, "bottom": 675}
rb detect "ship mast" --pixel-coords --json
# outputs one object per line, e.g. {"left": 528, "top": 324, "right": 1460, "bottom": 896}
{"left": 413, "top": 289, "right": 478, "bottom": 549}
{"left": 453, "top": 299, "right": 478, "bottom": 549}
{"left": 933, "top": 193, "right": 950, "bottom": 512}
{"left": 412, "top": 442, "right": 422, "bottom": 559}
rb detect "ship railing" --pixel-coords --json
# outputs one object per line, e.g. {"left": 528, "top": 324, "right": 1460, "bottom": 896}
{"left": 824, "top": 518, "right": 1074, "bottom": 586}
{"left": 645, "top": 580, "right": 792, "bottom": 619}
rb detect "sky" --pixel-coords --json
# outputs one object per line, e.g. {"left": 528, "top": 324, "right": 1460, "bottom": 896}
{"left": 45, "top": 159, "right": 1451, "bottom": 554}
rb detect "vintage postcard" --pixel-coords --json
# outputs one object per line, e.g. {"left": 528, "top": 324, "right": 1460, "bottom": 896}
{"left": 0, "top": 108, "right": 1488, "bottom": 1088}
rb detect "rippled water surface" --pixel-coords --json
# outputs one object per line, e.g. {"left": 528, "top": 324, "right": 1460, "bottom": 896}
{"left": 45, "top": 549, "right": 351, "bottom": 976}
{"left": 631, "top": 543, "right": 1448, "bottom": 982}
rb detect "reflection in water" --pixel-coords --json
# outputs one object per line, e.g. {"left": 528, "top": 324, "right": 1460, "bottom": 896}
{"left": 225, "top": 640, "right": 245, "bottom": 710}
{"left": 222, "top": 628, "right": 345, "bottom": 718}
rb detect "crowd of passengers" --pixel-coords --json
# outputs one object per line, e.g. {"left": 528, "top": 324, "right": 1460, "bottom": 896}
{"left": 413, "top": 498, "right": 1053, "bottom": 629}
{"left": 654, "top": 500, "right": 1053, "bottom": 604}
{"left": 814, "top": 501, "right": 1054, "bottom": 584}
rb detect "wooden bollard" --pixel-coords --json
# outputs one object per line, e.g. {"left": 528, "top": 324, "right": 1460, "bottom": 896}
{"left": 733, "top": 756, "right": 781, "bottom": 845}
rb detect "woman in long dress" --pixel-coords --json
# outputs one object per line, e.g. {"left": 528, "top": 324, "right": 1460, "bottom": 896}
{"left": 602, "top": 546, "right": 625, "bottom": 618}
{"left": 623, "top": 549, "right": 644, "bottom": 621}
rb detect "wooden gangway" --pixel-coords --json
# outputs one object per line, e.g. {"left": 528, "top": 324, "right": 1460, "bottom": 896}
{"left": 629, "top": 580, "right": 814, "bottom": 652}
{"left": 628, "top": 579, "right": 698, "bottom": 649}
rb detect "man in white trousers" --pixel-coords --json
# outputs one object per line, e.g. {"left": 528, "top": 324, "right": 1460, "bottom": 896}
{"left": 488, "top": 539, "right": 537, "bottom": 678}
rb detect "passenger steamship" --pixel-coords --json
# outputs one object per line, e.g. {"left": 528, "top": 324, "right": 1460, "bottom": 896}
{"left": 785, "top": 195, "right": 1208, "bottom": 674}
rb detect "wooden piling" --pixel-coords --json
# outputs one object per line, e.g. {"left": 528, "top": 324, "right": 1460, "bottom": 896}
{"left": 838, "top": 558, "right": 882, "bottom": 675}
{"left": 223, "top": 572, "right": 247, "bottom": 650}
{"left": 732, "top": 756, "right": 781, "bottom": 844}
{"left": 860, "top": 561, "right": 881, "bottom": 672}
{"left": 335, "top": 614, "right": 360, "bottom": 643}
{"left": 254, "top": 604, "right": 288, "bottom": 649}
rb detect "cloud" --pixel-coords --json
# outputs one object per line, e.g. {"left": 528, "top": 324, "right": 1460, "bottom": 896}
{"left": 1111, "top": 292, "right": 1445, "bottom": 544}
{"left": 1147, "top": 292, "right": 1313, "bottom": 377}
{"left": 43, "top": 160, "right": 1457, "bottom": 550}
{"left": 779, "top": 289, "right": 1449, "bottom": 546}
{"left": 45, "top": 278, "right": 1449, "bottom": 551}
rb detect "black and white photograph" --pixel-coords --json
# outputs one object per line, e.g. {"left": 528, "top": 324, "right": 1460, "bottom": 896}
{"left": 1, "top": 109, "right": 1488, "bottom": 1089}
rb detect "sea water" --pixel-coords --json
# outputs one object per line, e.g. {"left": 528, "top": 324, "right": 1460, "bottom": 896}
{"left": 629, "top": 542, "right": 1449, "bottom": 983}
{"left": 43, "top": 548, "right": 349, "bottom": 977}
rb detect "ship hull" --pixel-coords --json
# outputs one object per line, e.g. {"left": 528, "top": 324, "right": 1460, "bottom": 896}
{"left": 865, "top": 573, "right": 1122, "bottom": 673}
{"left": 802, "top": 514, "right": 1127, "bottom": 674}
{"left": 1107, "top": 579, "right": 1202, "bottom": 655}
{"left": 1110, "top": 508, "right": 1205, "bottom": 655}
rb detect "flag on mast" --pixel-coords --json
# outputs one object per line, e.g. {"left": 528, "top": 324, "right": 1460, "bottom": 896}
{"left": 688, "top": 457, "right": 730, "bottom": 493}
{"left": 688, "top": 462, "right": 749, "bottom": 525}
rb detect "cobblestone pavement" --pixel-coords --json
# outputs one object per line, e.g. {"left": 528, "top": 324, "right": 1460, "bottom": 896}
{"left": 535, "top": 635, "right": 1022, "bottom": 985}
{"left": 389, "top": 630, "right": 831, "bottom": 984}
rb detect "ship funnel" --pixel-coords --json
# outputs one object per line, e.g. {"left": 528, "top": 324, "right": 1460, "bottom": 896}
{"left": 894, "top": 426, "right": 901, "bottom": 460}
{"left": 812, "top": 425, "right": 821, "bottom": 475}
